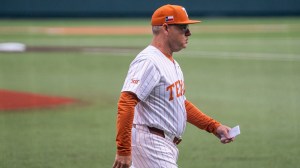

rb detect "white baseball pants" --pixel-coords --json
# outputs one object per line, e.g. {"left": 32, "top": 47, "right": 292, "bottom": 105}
{"left": 130, "top": 125, "right": 179, "bottom": 168}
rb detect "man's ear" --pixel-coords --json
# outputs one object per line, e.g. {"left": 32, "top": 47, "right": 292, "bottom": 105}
{"left": 162, "top": 23, "right": 168, "bottom": 32}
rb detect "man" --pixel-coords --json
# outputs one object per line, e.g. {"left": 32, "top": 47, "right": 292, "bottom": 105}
{"left": 113, "top": 4, "right": 234, "bottom": 168}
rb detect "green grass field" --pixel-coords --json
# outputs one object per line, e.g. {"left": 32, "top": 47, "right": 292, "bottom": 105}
{"left": 0, "top": 17, "right": 300, "bottom": 168}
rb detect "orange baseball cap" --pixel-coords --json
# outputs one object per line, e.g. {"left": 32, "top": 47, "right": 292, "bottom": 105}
{"left": 151, "top": 4, "right": 201, "bottom": 26}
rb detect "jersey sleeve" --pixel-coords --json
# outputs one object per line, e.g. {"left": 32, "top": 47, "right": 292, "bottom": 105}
{"left": 116, "top": 92, "right": 139, "bottom": 156}
{"left": 122, "top": 58, "right": 160, "bottom": 101}
{"left": 185, "top": 100, "right": 221, "bottom": 134}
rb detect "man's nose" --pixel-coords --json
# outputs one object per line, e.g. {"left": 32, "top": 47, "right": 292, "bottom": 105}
{"left": 185, "top": 29, "right": 191, "bottom": 36}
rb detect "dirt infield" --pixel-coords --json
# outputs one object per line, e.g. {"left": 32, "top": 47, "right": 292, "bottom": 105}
{"left": 26, "top": 46, "right": 141, "bottom": 53}
{"left": 0, "top": 26, "right": 152, "bottom": 35}
{"left": 0, "top": 89, "right": 77, "bottom": 111}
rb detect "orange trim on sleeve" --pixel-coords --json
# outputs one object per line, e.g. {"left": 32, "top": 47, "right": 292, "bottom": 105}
{"left": 185, "top": 100, "right": 221, "bottom": 134}
{"left": 116, "top": 91, "right": 139, "bottom": 156}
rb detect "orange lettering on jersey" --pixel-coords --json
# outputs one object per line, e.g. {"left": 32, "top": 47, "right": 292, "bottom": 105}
{"left": 166, "top": 83, "right": 175, "bottom": 101}
{"left": 131, "top": 79, "right": 139, "bottom": 84}
{"left": 167, "top": 80, "right": 185, "bottom": 101}
{"left": 175, "top": 80, "right": 182, "bottom": 97}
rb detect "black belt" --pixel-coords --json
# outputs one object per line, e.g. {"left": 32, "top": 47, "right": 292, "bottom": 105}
{"left": 147, "top": 126, "right": 182, "bottom": 145}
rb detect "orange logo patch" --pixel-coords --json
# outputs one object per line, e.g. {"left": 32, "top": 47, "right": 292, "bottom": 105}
{"left": 131, "top": 79, "right": 140, "bottom": 84}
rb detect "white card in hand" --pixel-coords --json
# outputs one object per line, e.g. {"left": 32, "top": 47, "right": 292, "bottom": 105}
{"left": 229, "top": 125, "right": 240, "bottom": 138}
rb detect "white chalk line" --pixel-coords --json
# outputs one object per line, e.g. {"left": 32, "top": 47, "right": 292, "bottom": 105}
{"left": 189, "top": 38, "right": 300, "bottom": 46}
{"left": 84, "top": 50, "right": 300, "bottom": 62}
{"left": 180, "top": 51, "right": 300, "bottom": 61}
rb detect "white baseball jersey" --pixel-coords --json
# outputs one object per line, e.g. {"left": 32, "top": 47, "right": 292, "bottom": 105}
{"left": 122, "top": 45, "right": 187, "bottom": 137}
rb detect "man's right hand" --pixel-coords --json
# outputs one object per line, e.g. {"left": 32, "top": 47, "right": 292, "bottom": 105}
{"left": 112, "top": 154, "right": 132, "bottom": 168}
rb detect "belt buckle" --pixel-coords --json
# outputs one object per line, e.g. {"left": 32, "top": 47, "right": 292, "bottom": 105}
{"left": 173, "top": 137, "right": 182, "bottom": 145}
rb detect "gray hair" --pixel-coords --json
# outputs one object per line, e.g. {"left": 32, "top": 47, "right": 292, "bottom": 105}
{"left": 152, "top": 26, "right": 162, "bottom": 35}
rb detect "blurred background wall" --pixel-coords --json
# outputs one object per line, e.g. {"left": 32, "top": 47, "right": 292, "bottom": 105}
{"left": 1, "top": 0, "right": 300, "bottom": 18}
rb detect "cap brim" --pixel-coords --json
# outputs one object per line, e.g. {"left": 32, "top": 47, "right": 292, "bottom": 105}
{"left": 171, "top": 20, "right": 201, "bottom": 25}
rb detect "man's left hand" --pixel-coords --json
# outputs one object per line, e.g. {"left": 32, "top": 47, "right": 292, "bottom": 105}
{"left": 215, "top": 125, "right": 235, "bottom": 144}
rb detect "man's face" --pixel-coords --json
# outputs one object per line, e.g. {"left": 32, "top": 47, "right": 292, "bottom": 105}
{"left": 166, "top": 24, "right": 191, "bottom": 52}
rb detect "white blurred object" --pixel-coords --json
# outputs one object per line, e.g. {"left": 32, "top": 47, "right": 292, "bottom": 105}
{"left": 229, "top": 125, "right": 240, "bottom": 138}
{"left": 0, "top": 42, "right": 26, "bottom": 52}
